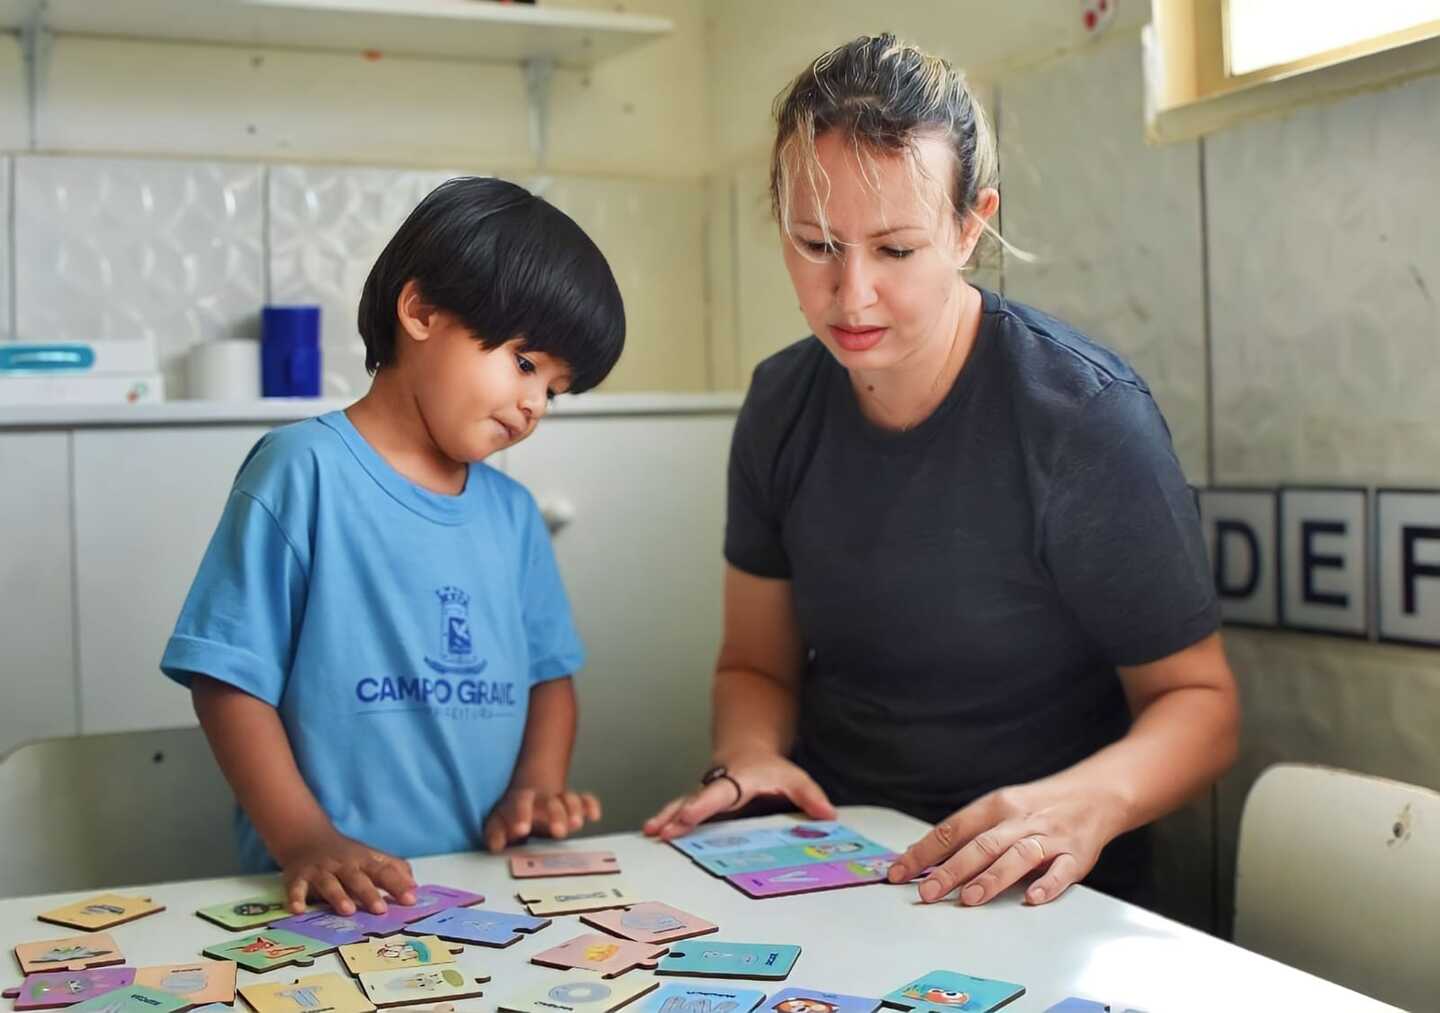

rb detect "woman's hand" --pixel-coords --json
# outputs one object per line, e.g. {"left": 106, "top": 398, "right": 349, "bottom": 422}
{"left": 886, "top": 781, "right": 1131, "bottom": 906}
{"left": 642, "top": 752, "right": 836, "bottom": 841}
{"left": 484, "top": 786, "right": 603, "bottom": 852}
{"left": 277, "top": 830, "right": 417, "bottom": 916}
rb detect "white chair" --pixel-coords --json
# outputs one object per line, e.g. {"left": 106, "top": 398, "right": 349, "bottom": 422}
{"left": 1234, "top": 762, "right": 1440, "bottom": 1012}
{"left": 0, "top": 726, "right": 240, "bottom": 898}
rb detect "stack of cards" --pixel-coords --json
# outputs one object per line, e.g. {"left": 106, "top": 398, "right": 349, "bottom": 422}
{"left": 669, "top": 822, "right": 904, "bottom": 899}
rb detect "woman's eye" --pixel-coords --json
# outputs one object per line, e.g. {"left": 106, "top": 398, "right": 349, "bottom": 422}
{"left": 802, "top": 240, "right": 838, "bottom": 256}
{"left": 515, "top": 354, "right": 536, "bottom": 375}
{"left": 882, "top": 246, "right": 914, "bottom": 259}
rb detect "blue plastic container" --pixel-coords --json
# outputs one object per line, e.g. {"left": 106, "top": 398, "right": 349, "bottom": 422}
{"left": 261, "top": 305, "right": 322, "bottom": 397}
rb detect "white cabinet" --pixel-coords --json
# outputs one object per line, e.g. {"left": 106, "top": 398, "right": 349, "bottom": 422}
{"left": 72, "top": 426, "right": 271, "bottom": 733}
{"left": 0, "top": 432, "right": 78, "bottom": 756}
{"left": 504, "top": 413, "right": 734, "bottom": 834}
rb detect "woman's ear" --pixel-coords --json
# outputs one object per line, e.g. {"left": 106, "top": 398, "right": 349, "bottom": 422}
{"left": 956, "top": 186, "right": 999, "bottom": 265}
{"left": 395, "top": 278, "right": 439, "bottom": 344}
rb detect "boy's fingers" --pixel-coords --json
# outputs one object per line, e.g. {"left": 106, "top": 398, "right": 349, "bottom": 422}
{"left": 509, "top": 789, "right": 536, "bottom": 840}
{"left": 339, "top": 867, "right": 387, "bottom": 915}
{"left": 582, "top": 793, "right": 602, "bottom": 822}
{"left": 286, "top": 876, "right": 310, "bottom": 914}
{"left": 375, "top": 862, "right": 416, "bottom": 906}
{"left": 313, "top": 870, "right": 354, "bottom": 916}
{"left": 545, "top": 795, "right": 569, "bottom": 838}
{"left": 483, "top": 813, "right": 507, "bottom": 853}
{"left": 562, "top": 791, "right": 585, "bottom": 830}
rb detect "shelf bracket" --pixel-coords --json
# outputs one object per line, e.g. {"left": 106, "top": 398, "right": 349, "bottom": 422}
{"left": 522, "top": 56, "right": 555, "bottom": 171}
{"left": 19, "top": 0, "right": 51, "bottom": 151}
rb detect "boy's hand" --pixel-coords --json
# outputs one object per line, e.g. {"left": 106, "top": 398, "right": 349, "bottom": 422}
{"left": 278, "top": 831, "right": 417, "bottom": 916}
{"left": 484, "top": 786, "right": 602, "bottom": 852}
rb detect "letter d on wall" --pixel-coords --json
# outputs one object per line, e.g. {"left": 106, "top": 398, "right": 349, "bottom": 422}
{"left": 1199, "top": 488, "right": 1278, "bottom": 627}
{"left": 1280, "top": 487, "right": 1369, "bottom": 637}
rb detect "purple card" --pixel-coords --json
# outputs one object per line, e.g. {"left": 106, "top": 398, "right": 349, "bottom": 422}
{"left": 766, "top": 988, "right": 881, "bottom": 1013}
{"left": 406, "top": 907, "right": 550, "bottom": 948}
{"left": 4, "top": 968, "right": 137, "bottom": 1010}
{"left": 830, "top": 853, "right": 903, "bottom": 884}
{"left": 398, "top": 884, "right": 485, "bottom": 920}
{"left": 270, "top": 910, "right": 369, "bottom": 946}
{"left": 728, "top": 861, "right": 856, "bottom": 897}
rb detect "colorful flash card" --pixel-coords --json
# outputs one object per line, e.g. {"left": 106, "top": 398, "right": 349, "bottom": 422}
{"left": 1042, "top": 1001, "right": 1148, "bottom": 1012}
{"left": 667, "top": 830, "right": 789, "bottom": 859}
{"left": 883, "top": 971, "right": 1024, "bottom": 1013}
{"left": 270, "top": 911, "right": 373, "bottom": 947}
{"left": 355, "top": 967, "right": 488, "bottom": 1008}
{"left": 15, "top": 935, "right": 125, "bottom": 974}
{"left": 517, "top": 884, "right": 637, "bottom": 917}
{"left": 196, "top": 891, "right": 300, "bottom": 931}
{"left": 654, "top": 943, "right": 800, "bottom": 981}
{"left": 765, "top": 988, "right": 880, "bottom": 1013}
{"left": 698, "top": 840, "right": 890, "bottom": 877}
{"left": 3, "top": 968, "right": 137, "bottom": 1009}
{"left": 203, "top": 929, "right": 332, "bottom": 973}
{"left": 339, "top": 937, "right": 461, "bottom": 974}
{"left": 580, "top": 902, "right": 717, "bottom": 945}
{"left": 405, "top": 907, "right": 550, "bottom": 949}
{"left": 530, "top": 934, "right": 667, "bottom": 979}
{"left": 498, "top": 973, "right": 658, "bottom": 1013}
{"left": 37, "top": 896, "right": 165, "bottom": 932}
{"left": 509, "top": 851, "right": 620, "bottom": 878}
{"left": 240, "top": 973, "right": 376, "bottom": 1013}
{"left": 726, "top": 863, "right": 856, "bottom": 898}
{"left": 389, "top": 886, "right": 485, "bottom": 922}
{"left": 66, "top": 986, "right": 190, "bottom": 1013}
{"left": 133, "top": 962, "right": 237, "bottom": 1005}
{"left": 633, "top": 983, "right": 767, "bottom": 1013}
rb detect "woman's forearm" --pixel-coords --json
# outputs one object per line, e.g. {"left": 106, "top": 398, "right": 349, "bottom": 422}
{"left": 711, "top": 666, "right": 801, "bottom": 764}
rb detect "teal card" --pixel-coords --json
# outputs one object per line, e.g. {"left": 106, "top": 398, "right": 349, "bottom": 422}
{"left": 655, "top": 942, "right": 801, "bottom": 980}
{"left": 884, "top": 970, "right": 1024, "bottom": 1013}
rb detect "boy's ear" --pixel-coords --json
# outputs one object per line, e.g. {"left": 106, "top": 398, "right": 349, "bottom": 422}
{"left": 395, "top": 278, "right": 439, "bottom": 344}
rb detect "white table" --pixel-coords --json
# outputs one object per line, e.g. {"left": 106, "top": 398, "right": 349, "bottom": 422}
{"left": 0, "top": 807, "right": 1395, "bottom": 1013}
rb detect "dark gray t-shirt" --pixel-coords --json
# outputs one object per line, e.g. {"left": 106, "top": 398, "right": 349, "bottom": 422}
{"left": 725, "top": 287, "right": 1219, "bottom": 896}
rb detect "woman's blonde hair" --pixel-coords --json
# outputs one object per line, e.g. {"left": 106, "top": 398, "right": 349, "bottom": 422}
{"left": 770, "top": 33, "right": 1011, "bottom": 266}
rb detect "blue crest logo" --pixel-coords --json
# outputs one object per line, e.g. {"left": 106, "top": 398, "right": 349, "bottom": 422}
{"left": 424, "top": 585, "right": 488, "bottom": 676}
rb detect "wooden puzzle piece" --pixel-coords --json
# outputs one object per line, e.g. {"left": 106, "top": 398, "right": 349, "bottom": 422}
{"left": 37, "top": 895, "right": 165, "bottom": 933}
{"left": 670, "top": 822, "right": 855, "bottom": 860}
{"left": 765, "top": 987, "right": 882, "bottom": 1013}
{"left": 196, "top": 890, "right": 301, "bottom": 931}
{"left": 202, "top": 929, "right": 332, "bottom": 973}
{"left": 698, "top": 840, "right": 889, "bottom": 877}
{"left": 240, "top": 973, "right": 376, "bottom": 1013}
{"left": 497, "top": 972, "right": 657, "bottom": 1013}
{"left": 516, "top": 884, "right": 636, "bottom": 917}
{"left": 355, "top": 967, "right": 488, "bottom": 1008}
{"left": 654, "top": 942, "right": 800, "bottom": 981}
{"left": 881, "top": 971, "right": 1025, "bottom": 1013}
{"left": 404, "top": 908, "right": 550, "bottom": 949}
{"left": 3, "top": 968, "right": 136, "bottom": 1009}
{"left": 65, "top": 985, "right": 191, "bottom": 1013}
{"left": 530, "top": 934, "right": 667, "bottom": 979}
{"left": 632, "top": 983, "right": 767, "bottom": 1013}
{"left": 580, "top": 902, "right": 717, "bottom": 945}
{"left": 339, "top": 936, "right": 462, "bottom": 975}
{"left": 15, "top": 935, "right": 126, "bottom": 974}
{"left": 508, "top": 851, "right": 620, "bottom": 879}
{"left": 1042, "top": 1002, "right": 1148, "bottom": 1013}
{"left": 385, "top": 886, "right": 485, "bottom": 924}
{"left": 726, "top": 863, "right": 855, "bottom": 898}
{"left": 132, "top": 962, "right": 237, "bottom": 1005}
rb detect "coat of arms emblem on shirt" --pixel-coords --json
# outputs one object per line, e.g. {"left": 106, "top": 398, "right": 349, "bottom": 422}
{"left": 424, "top": 585, "right": 488, "bottom": 675}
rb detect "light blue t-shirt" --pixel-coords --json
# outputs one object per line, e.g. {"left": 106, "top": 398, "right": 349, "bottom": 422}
{"left": 160, "top": 411, "right": 584, "bottom": 871}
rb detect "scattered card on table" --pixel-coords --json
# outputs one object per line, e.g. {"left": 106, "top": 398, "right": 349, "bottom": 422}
{"left": 633, "top": 983, "right": 767, "bottom": 1013}
{"left": 38, "top": 894, "right": 165, "bottom": 932}
{"left": 510, "top": 851, "right": 620, "bottom": 878}
{"left": 66, "top": 987, "right": 189, "bottom": 1013}
{"left": 580, "top": 902, "right": 717, "bottom": 944}
{"left": 2, "top": 968, "right": 136, "bottom": 1009}
{"left": 727, "top": 863, "right": 856, "bottom": 898}
{"left": 517, "top": 884, "right": 636, "bottom": 917}
{"left": 883, "top": 970, "right": 1024, "bottom": 1013}
{"left": 531, "top": 934, "right": 667, "bottom": 978}
{"left": 133, "top": 961, "right": 237, "bottom": 1005}
{"left": 405, "top": 907, "right": 550, "bottom": 949}
{"left": 654, "top": 942, "right": 800, "bottom": 980}
{"left": 339, "top": 936, "right": 462, "bottom": 974}
{"left": 15, "top": 934, "right": 125, "bottom": 974}
{"left": 241, "top": 973, "right": 376, "bottom": 1013}
{"left": 765, "top": 987, "right": 881, "bottom": 1013}
{"left": 197, "top": 890, "right": 300, "bottom": 931}
{"left": 1043, "top": 1001, "right": 1148, "bottom": 1012}
{"left": 356, "top": 966, "right": 488, "bottom": 1008}
{"left": 497, "top": 972, "right": 657, "bottom": 1013}
{"left": 203, "top": 928, "right": 332, "bottom": 972}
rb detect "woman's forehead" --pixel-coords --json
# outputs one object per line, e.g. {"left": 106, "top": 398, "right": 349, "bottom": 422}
{"left": 786, "top": 131, "right": 953, "bottom": 234}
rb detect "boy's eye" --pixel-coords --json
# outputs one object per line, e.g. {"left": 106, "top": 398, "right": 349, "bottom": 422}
{"left": 515, "top": 353, "right": 536, "bottom": 375}
{"left": 545, "top": 389, "right": 557, "bottom": 402}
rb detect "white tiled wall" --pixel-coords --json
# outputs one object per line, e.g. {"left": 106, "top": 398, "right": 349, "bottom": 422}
{"left": 1, "top": 157, "right": 10, "bottom": 338}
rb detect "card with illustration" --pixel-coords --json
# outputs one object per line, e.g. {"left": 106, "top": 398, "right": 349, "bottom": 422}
{"left": 240, "top": 973, "right": 377, "bottom": 1013}
{"left": 1042, "top": 1001, "right": 1147, "bottom": 1012}
{"left": 3, "top": 968, "right": 137, "bottom": 1009}
{"left": 197, "top": 890, "right": 301, "bottom": 931}
{"left": 530, "top": 934, "right": 668, "bottom": 979}
{"left": 654, "top": 942, "right": 800, "bottom": 981}
{"left": 509, "top": 851, "right": 620, "bottom": 879}
{"left": 698, "top": 840, "right": 889, "bottom": 877}
{"left": 355, "top": 967, "right": 488, "bottom": 1008}
{"left": 667, "top": 829, "right": 789, "bottom": 859}
{"left": 133, "top": 962, "right": 237, "bottom": 1005}
{"left": 764, "top": 988, "right": 881, "bottom": 1013}
{"left": 65, "top": 985, "right": 191, "bottom": 1013}
{"left": 388, "top": 886, "right": 485, "bottom": 923}
{"left": 726, "top": 863, "right": 856, "bottom": 899}
{"left": 517, "top": 884, "right": 637, "bottom": 917}
{"left": 882, "top": 971, "right": 1024, "bottom": 1013}
{"left": 15, "top": 935, "right": 126, "bottom": 974}
{"left": 339, "top": 936, "right": 462, "bottom": 974}
{"left": 580, "top": 902, "right": 717, "bottom": 945}
{"left": 497, "top": 973, "right": 657, "bottom": 1013}
{"left": 405, "top": 907, "right": 550, "bottom": 949}
{"left": 632, "top": 983, "right": 767, "bottom": 1013}
{"left": 38, "top": 895, "right": 165, "bottom": 932}
{"left": 270, "top": 911, "right": 376, "bottom": 947}
{"left": 203, "top": 929, "right": 333, "bottom": 972}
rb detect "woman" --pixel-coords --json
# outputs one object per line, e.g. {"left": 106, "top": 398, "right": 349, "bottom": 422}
{"left": 643, "top": 34, "right": 1239, "bottom": 908}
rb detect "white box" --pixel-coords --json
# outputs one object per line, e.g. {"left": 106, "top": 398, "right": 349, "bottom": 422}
{"left": 0, "top": 337, "right": 159, "bottom": 375}
{"left": 0, "top": 373, "right": 165, "bottom": 405}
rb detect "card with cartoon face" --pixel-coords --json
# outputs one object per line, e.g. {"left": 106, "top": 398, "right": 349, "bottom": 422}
{"left": 765, "top": 988, "right": 880, "bottom": 1013}
{"left": 580, "top": 902, "right": 717, "bottom": 945}
{"left": 3, "top": 968, "right": 136, "bottom": 1009}
{"left": 132, "top": 961, "right": 237, "bottom": 1005}
{"left": 497, "top": 973, "right": 657, "bottom": 1013}
{"left": 203, "top": 929, "right": 331, "bottom": 972}
{"left": 405, "top": 908, "right": 550, "bottom": 949}
{"left": 530, "top": 934, "right": 667, "bottom": 979}
{"left": 883, "top": 971, "right": 1024, "bottom": 1013}
{"left": 632, "top": 983, "right": 767, "bottom": 1013}
{"left": 509, "top": 851, "right": 620, "bottom": 878}
{"left": 355, "top": 967, "right": 488, "bottom": 1008}
{"left": 339, "top": 936, "right": 461, "bottom": 974}
{"left": 654, "top": 942, "right": 800, "bottom": 980}
{"left": 15, "top": 935, "right": 125, "bottom": 974}
{"left": 196, "top": 891, "right": 299, "bottom": 931}
{"left": 240, "top": 973, "right": 377, "bottom": 1013}
{"left": 38, "top": 895, "right": 165, "bottom": 932}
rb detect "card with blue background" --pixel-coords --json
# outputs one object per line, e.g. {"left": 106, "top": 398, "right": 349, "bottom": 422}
{"left": 655, "top": 942, "right": 801, "bottom": 980}
{"left": 884, "top": 970, "right": 1024, "bottom": 1013}
{"left": 765, "top": 986, "right": 881, "bottom": 1013}
{"left": 635, "top": 982, "right": 768, "bottom": 1013}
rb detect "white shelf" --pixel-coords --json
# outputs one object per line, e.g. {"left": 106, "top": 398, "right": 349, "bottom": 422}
{"left": 0, "top": 0, "right": 673, "bottom": 68}
{"left": 0, "top": 391, "right": 743, "bottom": 429}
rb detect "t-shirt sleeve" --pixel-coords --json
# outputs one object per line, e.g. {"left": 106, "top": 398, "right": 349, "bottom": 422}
{"left": 520, "top": 499, "right": 585, "bottom": 684}
{"left": 723, "top": 384, "right": 792, "bottom": 579}
{"left": 1041, "top": 382, "right": 1220, "bottom": 667}
{"left": 159, "top": 489, "right": 309, "bottom": 706}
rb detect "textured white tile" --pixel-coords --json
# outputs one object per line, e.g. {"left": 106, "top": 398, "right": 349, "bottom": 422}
{"left": 268, "top": 165, "right": 458, "bottom": 397}
{"left": 997, "top": 36, "right": 1209, "bottom": 482}
{"left": 13, "top": 156, "right": 264, "bottom": 393}
{"left": 0, "top": 156, "right": 10, "bottom": 339}
{"left": 1207, "top": 73, "right": 1440, "bottom": 485}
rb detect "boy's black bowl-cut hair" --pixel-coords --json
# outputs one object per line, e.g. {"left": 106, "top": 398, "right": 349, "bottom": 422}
{"left": 358, "top": 176, "right": 625, "bottom": 394}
